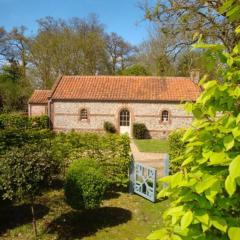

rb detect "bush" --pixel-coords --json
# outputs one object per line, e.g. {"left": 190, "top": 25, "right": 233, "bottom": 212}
{"left": 52, "top": 132, "right": 130, "bottom": 187}
{"left": 65, "top": 159, "right": 108, "bottom": 210}
{"left": 133, "top": 123, "right": 149, "bottom": 139}
{"left": 0, "top": 113, "right": 49, "bottom": 130}
{"left": 168, "top": 129, "right": 186, "bottom": 174}
{"left": 103, "top": 121, "right": 116, "bottom": 133}
{"left": 0, "top": 129, "right": 54, "bottom": 154}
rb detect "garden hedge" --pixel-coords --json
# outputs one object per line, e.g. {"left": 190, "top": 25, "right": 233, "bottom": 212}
{"left": 52, "top": 132, "right": 131, "bottom": 187}
{"left": 0, "top": 113, "right": 49, "bottom": 130}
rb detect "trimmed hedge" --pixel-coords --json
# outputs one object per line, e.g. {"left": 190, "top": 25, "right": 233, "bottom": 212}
{"left": 0, "top": 113, "right": 49, "bottom": 130}
{"left": 0, "top": 129, "right": 54, "bottom": 154}
{"left": 133, "top": 123, "right": 149, "bottom": 139}
{"left": 103, "top": 121, "right": 116, "bottom": 133}
{"left": 168, "top": 129, "right": 186, "bottom": 174}
{"left": 65, "top": 159, "right": 108, "bottom": 210}
{"left": 52, "top": 132, "right": 131, "bottom": 187}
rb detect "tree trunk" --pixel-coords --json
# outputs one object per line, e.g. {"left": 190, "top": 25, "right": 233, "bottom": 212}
{"left": 30, "top": 200, "right": 37, "bottom": 238}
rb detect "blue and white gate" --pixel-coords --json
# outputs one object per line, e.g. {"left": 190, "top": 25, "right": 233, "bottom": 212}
{"left": 130, "top": 160, "right": 157, "bottom": 202}
{"left": 129, "top": 154, "right": 169, "bottom": 203}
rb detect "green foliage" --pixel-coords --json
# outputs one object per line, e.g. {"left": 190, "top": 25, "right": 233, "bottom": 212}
{"left": 0, "top": 143, "right": 57, "bottom": 202}
{"left": 103, "top": 121, "right": 116, "bottom": 133}
{"left": 133, "top": 123, "right": 149, "bottom": 139}
{"left": 149, "top": 7, "right": 240, "bottom": 240}
{"left": 168, "top": 129, "right": 186, "bottom": 174}
{"left": 64, "top": 159, "right": 108, "bottom": 210}
{"left": 0, "top": 113, "right": 49, "bottom": 130}
{"left": 0, "top": 64, "right": 31, "bottom": 112}
{"left": 119, "top": 64, "right": 150, "bottom": 76}
{"left": 51, "top": 132, "right": 131, "bottom": 187}
{"left": 0, "top": 129, "right": 53, "bottom": 154}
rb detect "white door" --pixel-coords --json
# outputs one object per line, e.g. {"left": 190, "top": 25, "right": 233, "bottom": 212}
{"left": 119, "top": 109, "right": 131, "bottom": 136}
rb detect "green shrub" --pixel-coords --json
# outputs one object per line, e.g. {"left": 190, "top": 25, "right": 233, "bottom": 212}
{"left": 168, "top": 129, "right": 186, "bottom": 174}
{"left": 65, "top": 159, "right": 108, "bottom": 210}
{"left": 0, "top": 113, "right": 49, "bottom": 130}
{"left": 133, "top": 123, "right": 149, "bottom": 139}
{"left": 0, "top": 129, "right": 54, "bottom": 154}
{"left": 52, "top": 132, "right": 130, "bottom": 187}
{"left": 103, "top": 121, "right": 116, "bottom": 133}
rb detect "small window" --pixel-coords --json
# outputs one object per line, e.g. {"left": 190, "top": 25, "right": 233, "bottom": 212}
{"left": 80, "top": 108, "right": 88, "bottom": 120}
{"left": 161, "top": 110, "right": 169, "bottom": 122}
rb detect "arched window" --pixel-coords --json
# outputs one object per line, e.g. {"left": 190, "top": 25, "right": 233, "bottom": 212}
{"left": 80, "top": 108, "right": 88, "bottom": 120}
{"left": 120, "top": 109, "right": 130, "bottom": 126}
{"left": 161, "top": 110, "right": 169, "bottom": 122}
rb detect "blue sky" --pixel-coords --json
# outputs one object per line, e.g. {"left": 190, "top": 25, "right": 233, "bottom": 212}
{"left": 0, "top": 0, "right": 153, "bottom": 45}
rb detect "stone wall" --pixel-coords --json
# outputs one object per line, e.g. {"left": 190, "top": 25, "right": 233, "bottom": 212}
{"left": 29, "top": 104, "right": 47, "bottom": 116}
{"left": 51, "top": 100, "right": 193, "bottom": 138}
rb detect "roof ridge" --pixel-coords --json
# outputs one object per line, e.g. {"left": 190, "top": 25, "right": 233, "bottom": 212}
{"left": 61, "top": 75, "right": 191, "bottom": 79}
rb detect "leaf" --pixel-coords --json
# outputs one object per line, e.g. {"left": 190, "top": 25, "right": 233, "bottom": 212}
{"left": 181, "top": 211, "right": 193, "bottom": 230}
{"left": 195, "top": 213, "right": 209, "bottom": 225}
{"left": 236, "top": 114, "right": 240, "bottom": 124}
{"left": 209, "top": 152, "right": 229, "bottom": 165}
{"left": 229, "top": 156, "right": 240, "bottom": 179}
{"left": 211, "top": 217, "right": 227, "bottom": 233}
{"left": 232, "top": 127, "right": 240, "bottom": 138}
{"left": 182, "top": 156, "right": 193, "bottom": 167}
{"left": 147, "top": 229, "right": 168, "bottom": 240}
{"left": 195, "top": 176, "right": 218, "bottom": 194}
{"left": 192, "top": 107, "right": 203, "bottom": 118}
{"left": 172, "top": 235, "right": 182, "bottom": 240}
{"left": 228, "top": 227, "right": 240, "bottom": 240}
{"left": 219, "top": 0, "right": 234, "bottom": 13}
{"left": 225, "top": 175, "right": 236, "bottom": 196}
{"left": 223, "top": 135, "right": 235, "bottom": 150}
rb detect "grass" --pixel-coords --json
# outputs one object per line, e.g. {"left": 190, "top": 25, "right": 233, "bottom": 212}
{"left": 134, "top": 139, "right": 169, "bottom": 153}
{"left": 0, "top": 189, "right": 168, "bottom": 240}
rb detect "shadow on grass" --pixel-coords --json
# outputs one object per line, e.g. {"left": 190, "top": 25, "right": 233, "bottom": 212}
{"left": 47, "top": 207, "right": 132, "bottom": 240}
{"left": 0, "top": 203, "right": 49, "bottom": 235}
{"left": 103, "top": 191, "right": 121, "bottom": 200}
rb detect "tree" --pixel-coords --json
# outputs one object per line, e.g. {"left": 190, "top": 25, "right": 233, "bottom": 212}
{"left": 141, "top": 0, "right": 240, "bottom": 54}
{"left": 135, "top": 29, "right": 175, "bottom": 76}
{"left": 105, "top": 32, "right": 136, "bottom": 74}
{"left": 147, "top": 2, "right": 240, "bottom": 239}
{"left": 0, "top": 63, "right": 30, "bottom": 112}
{"left": 119, "top": 64, "right": 150, "bottom": 76}
{"left": 29, "top": 16, "right": 109, "bottom": 88}
{"left": 0, "top": 143, "right": 57, "bottom": 237}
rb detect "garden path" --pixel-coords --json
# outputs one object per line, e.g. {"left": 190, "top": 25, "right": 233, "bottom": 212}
{"left": 130, "top": 141, "right": 164, "bottom": 177}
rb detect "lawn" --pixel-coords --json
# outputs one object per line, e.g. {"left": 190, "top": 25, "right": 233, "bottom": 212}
{"left": 134, "top": 139, "right": 169, "bottom": 153}
{"left": 0, "top": 189, "right": 168, "bottom": 240}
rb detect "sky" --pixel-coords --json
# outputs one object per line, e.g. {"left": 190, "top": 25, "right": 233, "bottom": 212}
{"left": 0, "top": 0, "right": 153, "bottom": 45}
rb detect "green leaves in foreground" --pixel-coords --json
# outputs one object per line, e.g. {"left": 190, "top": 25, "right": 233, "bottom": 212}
{"left": 147, "top": 11, "right": 240, "bottom": 240}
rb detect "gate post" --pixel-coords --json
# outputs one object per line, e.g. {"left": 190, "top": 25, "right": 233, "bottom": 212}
{"left": 163, "top": 154, "right": 169, "bottom": 188}
{"left": 163, "top": 153, "right": 169, "bottom": 176}
{"left": 129, "top": 155, "right": 135, "bottom": 194}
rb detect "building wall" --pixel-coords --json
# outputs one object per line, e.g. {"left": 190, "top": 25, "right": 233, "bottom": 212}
{"left": 51, "top": 101, "right": 193, "bottom": 138}
{"left": 29, "top": 104, "right": 47, "bottom": 116}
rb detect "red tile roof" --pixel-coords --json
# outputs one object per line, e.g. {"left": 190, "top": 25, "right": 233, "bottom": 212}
{"left": 50, "top": 76, "right": 201, "bottom": 102}
{"left": 29, "top": 90, "right": 52, "bottom": 104}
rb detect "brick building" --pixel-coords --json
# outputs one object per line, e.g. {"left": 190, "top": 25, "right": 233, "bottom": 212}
{"left": 28, "top": 72, "right": 201, "bottom": 138}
